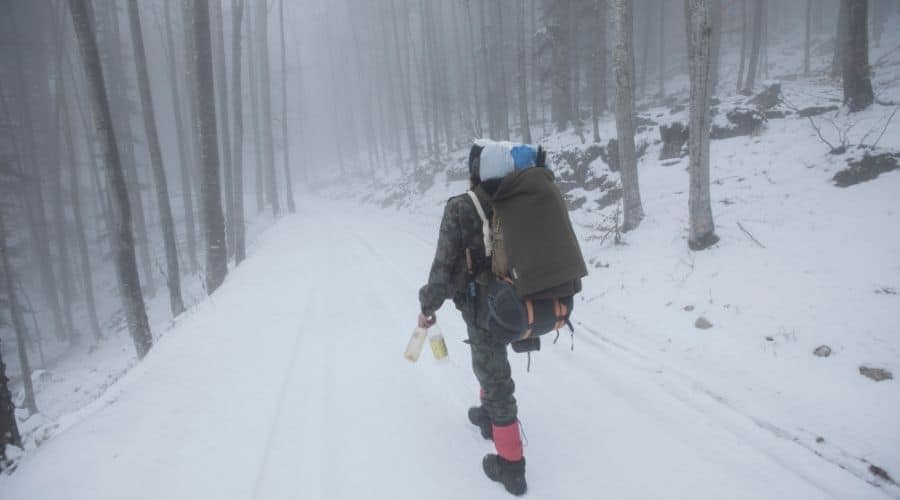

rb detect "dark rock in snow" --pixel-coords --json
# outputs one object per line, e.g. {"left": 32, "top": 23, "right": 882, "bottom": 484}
{"left": 816, "top": 436, "right": 825, "bottom": 444}
{"left": 869, "top": 464, "right": 895, "bottom": 484}
{"left": 711, "top": 108, "right": 766, "bottom": 139}
{"left": 659, "top": 122, "right": 689, "bottom": 160}
{"left": 833, "top": 153, "right": 899, "bottom": 187}
{"left": 683, "top": 305, "right": 695, "bottom": 312}
{"left": 859, "top": 366, "right": 893, "bottom": 382}
{"left": 694, "top": 317, "right": 713, "bottom": 329}
{"left": 797, "top": 105, "right": 839, "bottom": 118}
{"left": 748, "top": 83, "right": 782, "bottom": 110}
{"left": 813, "top": 345, "right": 832, "bottom": 357}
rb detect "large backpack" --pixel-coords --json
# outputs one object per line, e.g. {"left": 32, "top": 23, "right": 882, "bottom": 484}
{"left": 468, "top": 157, "right": 587, "bottom": 346}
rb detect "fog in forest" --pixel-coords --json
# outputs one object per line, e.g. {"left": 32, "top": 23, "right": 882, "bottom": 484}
{"left": 1, "top": 1, "right": 899, "bottom": 498}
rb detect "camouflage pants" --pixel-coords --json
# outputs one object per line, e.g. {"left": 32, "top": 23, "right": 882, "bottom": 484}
{"left": 467, "top": 324, "right": 518, "bottom": 426}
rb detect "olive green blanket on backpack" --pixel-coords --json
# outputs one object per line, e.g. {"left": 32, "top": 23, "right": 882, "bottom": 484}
{"left": 491, "top": 167, "right": 588, "bottom": 299}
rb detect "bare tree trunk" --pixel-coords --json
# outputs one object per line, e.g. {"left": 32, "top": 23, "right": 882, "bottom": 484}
{"left": 59, "top": 60, "right": 102, "bottom": 342}
{"left": 494, "top": 0, "right": 511, "bottom": 140}
{"left": 842, "top": 0, "right": 874, "bottom": 111}
{"left": 550, "top": 0, "right": 572, "bottom": 131}
{"left": 612, "top": 0, "right": 644, "bottom": 232}
{"left": 804, "top": 0, "right": 812, "bottom": 74}
{"left": 193, "top": 0, "right": 229, "bottom": 293}
{"left": 104, "top": 3, "right": 156, "bottom": 297}
{"left": 232, "top": 0, "right": 247, "bottom": 264}
{"left": 832, "top": 0, "right": 849, "bottom": 78}
{"left": 464, "top": 0, "right": 483, "bottom": 137}
{"left": 163, "top": 0, "right": 198, "bottom": 272}
{"left": 592, "top": 0, "right": 608, "bottom": 143}
{"left": 182, "top": 1, "right": 208, "bottom": 239}
{"left": 517, "top": 0, "right": 532, "bottom": 143}
{"left": 639, "top": 3, "right": 651, "bottom": 97}
{"left": 389, "top": 0, "right": 419, "bottom": 166}
{"left": 48, "top": 88, "right": 77, "bottom": 340}
{"left": 737, "top": 0, "right": 747, "bottom": 92}
{"left": 687, "top": 0, "right": 719, "bottom": 250}
{"left": 709, "top": 0, "right": 722, "bottom": 93}
{"left": 743, "top": 0, "right": 764, "bottom": 92}
{"left": 658, "top": 0, "right": 666, "bottom": 97}
{"left": 246, "top": 4, "right": 265, "bottom": 209}
{"left": 279, "top": 0, "right": 296, "bottom": 212}
{"left": 479, "top": 0, "right": 496, "bottom": 137}
{"left": 66, "top": 54, "right": 115, "bottom": 248}
{"left": 211, "top": 0, "right": 236, "bottom": 255}
{"left": 128, "top": 0, "right": 185, "bottom": 317}
{"left": 0, "top": 211, "right": 37, "bottom": 415}
{"left": 0, "top": 330, "right": 22, "bottom": 470}
{"left": 257, "top": 0, "right": 279, "bottom": 215}
{"left": 69, "top": 0, "right": 153, "bottom": 359}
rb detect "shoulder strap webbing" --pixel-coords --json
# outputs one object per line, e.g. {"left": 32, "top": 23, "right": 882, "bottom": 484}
{"left": 466, "top": 190, "right": 492, "bottom": 256}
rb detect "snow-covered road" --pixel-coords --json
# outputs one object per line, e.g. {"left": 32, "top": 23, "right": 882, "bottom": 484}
{"left": 1, "top": 200, "right": 892, "bottom": 500}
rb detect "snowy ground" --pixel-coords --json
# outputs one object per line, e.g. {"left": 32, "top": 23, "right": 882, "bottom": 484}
{"left": 2, "top": 188, "right": 897, "bottom": 499}
{"left": 4, "top": 25, "right": 900, "bottom": 500}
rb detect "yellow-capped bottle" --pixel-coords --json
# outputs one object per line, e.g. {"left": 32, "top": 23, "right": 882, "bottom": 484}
{"left": 404, "top": 326, "right": 428, "bottom": 362}
{"left": 429, "top": 325, "right": 448, "bottom": 361}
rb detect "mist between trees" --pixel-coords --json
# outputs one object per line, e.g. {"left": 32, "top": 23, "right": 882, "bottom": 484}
{"left": 0, "top": 0, "right": 889, "bottom": 469}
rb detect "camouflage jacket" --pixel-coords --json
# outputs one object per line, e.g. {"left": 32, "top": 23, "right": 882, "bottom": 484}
{"left": 419, "top": 188, "right": 492, "bottom": 318}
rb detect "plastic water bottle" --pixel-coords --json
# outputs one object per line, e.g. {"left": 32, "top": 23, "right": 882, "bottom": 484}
{"left": 404, "top": 326, "right": 428, "bottom": 362}
{"left": 429, "top": 325, "right": 448, "bottom": 361}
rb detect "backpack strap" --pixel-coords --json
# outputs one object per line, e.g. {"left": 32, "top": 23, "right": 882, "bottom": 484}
{"left": 466, "top": 190, "right": 492, "bottom": 257}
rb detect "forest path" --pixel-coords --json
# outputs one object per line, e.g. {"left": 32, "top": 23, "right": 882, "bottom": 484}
{"left": 0, "top": 199, "right": 889, "bottom": 500}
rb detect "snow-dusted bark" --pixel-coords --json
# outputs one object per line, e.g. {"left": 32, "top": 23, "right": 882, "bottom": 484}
{"left": 686, "top": 0, "right": 719, "bottom": 251}
{"left": 69, "top": 0, "right": 153, "bottom": 359}
{"left": 232, "top": 0, "right": 247, "bottom": 264}
{"left": 128, "top": 0, "right": 184, "bottom": 317}
{"left": 611, "top": 0, "right": 644, "bottom": 232}
{"left": 842, "top": 0, "right": 873, "bottom": 112}
{"left": 193, "top": 0, "right": 229, "bottom": 294}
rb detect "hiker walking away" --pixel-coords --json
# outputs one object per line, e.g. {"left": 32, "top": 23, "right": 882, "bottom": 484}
{"left": 418, "top": 140, "right": 587, "bottom": 496}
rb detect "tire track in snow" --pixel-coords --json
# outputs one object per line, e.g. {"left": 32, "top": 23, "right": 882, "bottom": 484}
{"left": 571, "top": 320, "right": 899, "bottom": 499}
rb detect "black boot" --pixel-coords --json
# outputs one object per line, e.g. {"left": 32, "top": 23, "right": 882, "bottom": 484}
{"left": 467, "top": 406, "right": 493, "bottom": 440}
{"left": 483, "top": 454, "right": 527, "bottom": 496}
